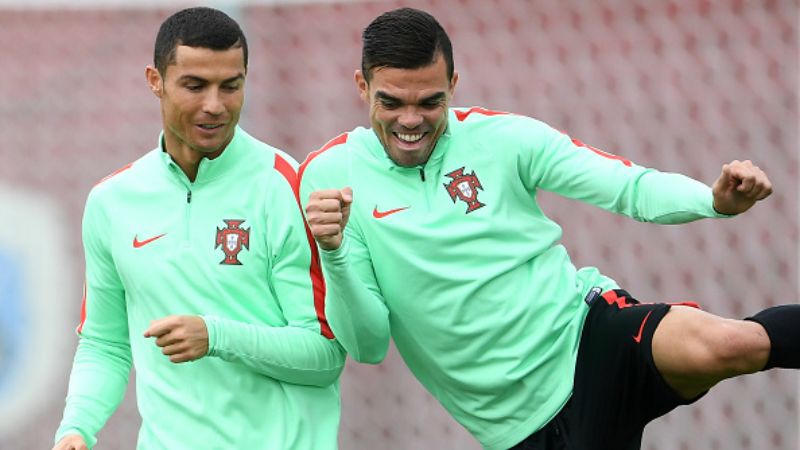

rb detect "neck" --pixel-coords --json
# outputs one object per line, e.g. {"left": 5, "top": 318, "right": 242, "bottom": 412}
{"left": 162, "top": 136, "right": 226, "bottom": 182}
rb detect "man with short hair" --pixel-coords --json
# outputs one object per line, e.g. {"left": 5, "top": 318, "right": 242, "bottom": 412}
{"left": 53, "top": 7, "right": 344, "bottom": 450}
{"left": 300, "top": 7, "right": 798, "bottom": 450}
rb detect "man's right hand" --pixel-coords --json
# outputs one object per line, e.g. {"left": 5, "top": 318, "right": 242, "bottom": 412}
{"left": 53, "top": 434, "right": 88, "bottom": 450}
{"left": 306, "top": 188, "right": 353, "bottom": 251}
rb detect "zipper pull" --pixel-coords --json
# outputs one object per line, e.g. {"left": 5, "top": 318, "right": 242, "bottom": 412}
{"left": 419, "top": 168, "right": 426, "bottom": 182}
{"left": 187, "top": 190, "right": 192, "bottom": 203}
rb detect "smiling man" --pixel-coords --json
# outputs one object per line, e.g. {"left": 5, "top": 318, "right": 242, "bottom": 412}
{"left": 361, "top": 61, "right": 455, "bottom": 168}
{"left": 52, "top": 7, "right": 345, "bottom": 450}
{"left": 300, "top": 7, "right": 800, "bottom": 450}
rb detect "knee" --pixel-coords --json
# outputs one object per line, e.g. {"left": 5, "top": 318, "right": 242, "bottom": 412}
{"left": 695, "top": 319, "right": 769, "bottom": 376}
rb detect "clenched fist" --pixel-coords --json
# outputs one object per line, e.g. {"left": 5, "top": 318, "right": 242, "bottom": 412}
{"left": 144, "top": 315, "right": 209, "bottom": 363}
{"left": 305, "top": 188, "right": 353, "bottom": 251}
{"left": 711, "top": 160, "right": 772, "bottom": 215}
{"left": 52, "top": 434, "right": 88, "bottom": 450}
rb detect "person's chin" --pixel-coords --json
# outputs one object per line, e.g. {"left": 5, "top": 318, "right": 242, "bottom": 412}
{"left": 194, "top": 133, "right": 231, "bottom": 153}
{"left": 390, "top": 150, "right": 425, "bottom": 167}
{"left": 187, "top": 140, "right": 222, "bottom": 155}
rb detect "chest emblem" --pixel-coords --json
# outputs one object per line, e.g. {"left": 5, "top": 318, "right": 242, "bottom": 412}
{"left": 443, "top": 167, "right": 485, "bottom": 213}
{"left": 215, "top": 219, "right": 250, "bottom": 265}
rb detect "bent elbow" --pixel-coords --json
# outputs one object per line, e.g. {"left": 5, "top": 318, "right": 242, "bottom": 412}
{"left": 350, "top": 338, "right": 389, "bottom": 365}
{"left": 306, "top": 371, "right": 343, "bottom": 387}
{"left": 353, "top": 351, "right": 385, "bottom": 365}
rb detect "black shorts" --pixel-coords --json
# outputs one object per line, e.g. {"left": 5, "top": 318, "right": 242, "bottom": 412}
{"left": 511, "top": 289, "right": 704, "bottom": 450}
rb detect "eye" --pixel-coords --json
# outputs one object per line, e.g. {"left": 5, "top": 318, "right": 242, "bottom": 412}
{"left": 185, "top": 84, "right": 203, "bottom": 92}
{"left": 421, "top": 97, "right": 445, "bottom": 109}
{"left": 222, "top": 83, "right": 241, "bottom": 92}
{"left": 379, "top": 99, "right": 399, "bottom": 109}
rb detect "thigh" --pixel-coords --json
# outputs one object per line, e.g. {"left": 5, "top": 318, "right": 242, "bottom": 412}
{"left": 565, "top": 289, "right": 700, "bottom": 450}
{"left": 652, "top": 304, "right": 769, "bottom": 398}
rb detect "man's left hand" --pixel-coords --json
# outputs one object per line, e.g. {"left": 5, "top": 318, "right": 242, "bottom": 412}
{"left": 711, "top": 160, "right": 772, "bottom": 215}
{"left": 144, "top": 315, "right": 209, "bottom": 363}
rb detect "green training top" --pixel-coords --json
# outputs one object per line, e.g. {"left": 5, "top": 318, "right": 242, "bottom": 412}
{"left": 298, "top": 108, "right": 727, "bottom": 450}
{"left": 56, "top": 127, "right": 346, "bottom": 450}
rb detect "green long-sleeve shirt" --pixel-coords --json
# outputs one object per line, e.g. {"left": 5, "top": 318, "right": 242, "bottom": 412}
{"left": 56, "top": 128, "right": 345, "bottom": 450}
{"left": 299, "top": 108, "right": 726, "bottom": 450}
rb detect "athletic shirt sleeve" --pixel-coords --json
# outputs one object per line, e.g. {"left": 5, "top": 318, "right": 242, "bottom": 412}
{"left": 55, "top": 187, "right": 133, "bottom": 448}
{"left": 298, "top": 136, "right": 391, "bottom": 364}
{"left": 202, "top": 151, "right": 346, "bottom": 386}
{"left": 515, "top": 116, "right": 728, "bottom": 223}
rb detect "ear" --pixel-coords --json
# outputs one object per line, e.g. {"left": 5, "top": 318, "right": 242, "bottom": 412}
{"left": 449, "top": 71, "right": 459, "bottom": 98}
{"left": 354, "top": 69, "right": 369, "bottom": 103}
{"left": 145, "top": 66, "right": 163, "bottom": 98}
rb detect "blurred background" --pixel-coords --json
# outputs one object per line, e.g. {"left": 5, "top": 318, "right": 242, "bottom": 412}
{"left": 0, "top": 0, "right": 797, "bottom": 448}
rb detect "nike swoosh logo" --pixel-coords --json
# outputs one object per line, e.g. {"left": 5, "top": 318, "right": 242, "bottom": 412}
{"left": 133, "top": 233, "right": 167, "bottom": 248}
{"left": 632, "top": 310, "right": 653, "bottom": 344}
{"left": 372, "top": 206, "right": 409, "bottom": 219}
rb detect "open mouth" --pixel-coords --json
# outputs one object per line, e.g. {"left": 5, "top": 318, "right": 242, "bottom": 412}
{"left": 198, "top": 124, "right": 224, "bottom": 130}
{"left": 394, "top": 132, "right": 426, "bottom": 145}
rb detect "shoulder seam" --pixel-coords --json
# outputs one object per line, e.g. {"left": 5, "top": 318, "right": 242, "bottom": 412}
{"left": 272, "top": 153, "right": 299, "bottom": 198}
{"left": 454, "top": 107, "right": 511, "bottom": 122}
{"left": 93, "top": 162, "right": 134, "bottom": 187}
{"left": 297, "top": 132, "right": 349, "bottom": 184}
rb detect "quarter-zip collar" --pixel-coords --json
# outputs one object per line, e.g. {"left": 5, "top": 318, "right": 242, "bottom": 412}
{"left": 158, "top": 126, "right": 246, "bottom": 185}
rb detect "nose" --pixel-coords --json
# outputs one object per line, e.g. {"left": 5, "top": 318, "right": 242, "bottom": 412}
{"left": 397, "top": 106, "right": 423, "bottom": 129}
{"left": 202, "top": 88, "right": 225, "bottom": 116}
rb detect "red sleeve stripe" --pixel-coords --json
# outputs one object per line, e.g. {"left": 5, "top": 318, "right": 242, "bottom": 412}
{"left": 570, "top": 137, "right": 633, "bottom": 167}
{"left": 76, "top": 281, "right": 87, "bottom": 334}
{"left": 298, "top": 133, "right": 348, "bottom": 183}
{"left": 558, "top": 130, "right": 633, "bottom": 167}
{"left": 454, "top": 107, "right": 510, "bottom": 122}
{"left": 94, "top": 162, "right": 133, "bottom": 187}
{"left": 274, "top": 153, "right": 334, "bottom": 339}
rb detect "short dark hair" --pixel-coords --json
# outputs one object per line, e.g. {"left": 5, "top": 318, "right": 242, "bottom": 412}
{"left": 154, "top": 7, "right": 248, "bottom": 75}
{"left": 361, "top": 8, "right": 453, "bottom": 83}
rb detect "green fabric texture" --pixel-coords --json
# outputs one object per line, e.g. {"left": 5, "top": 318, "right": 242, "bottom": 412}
{"left": 57, "top": 128, "right": 345, "bottom": 450}
{"left": 299, "top": 108, "right": 726, "bottom": 450}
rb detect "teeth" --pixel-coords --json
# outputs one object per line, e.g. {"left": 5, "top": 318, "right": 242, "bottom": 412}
{"left": 200, "top": 124, "right": 221, "bottom": 129}
{"left": 397, "top": 133, "right": 423, "bottom": 142}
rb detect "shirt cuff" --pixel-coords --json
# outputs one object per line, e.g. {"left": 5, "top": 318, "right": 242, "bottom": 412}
{"left": 201, "top": 315, "right": 218, "bottom": 356}
{"left": 319, "top": 236, "right": 350, "bottom": 266}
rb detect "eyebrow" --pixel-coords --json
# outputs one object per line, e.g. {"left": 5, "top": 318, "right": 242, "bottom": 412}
{"left": 375, "top": 91, "right": 447, "bottom": 105}
{"left": 178, "top": 74, "right": 245, "bottom": 84}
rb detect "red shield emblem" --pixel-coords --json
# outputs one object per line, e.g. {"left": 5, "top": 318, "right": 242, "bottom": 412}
{"left": 443, "top": 167, "right": 485, "bottom": 213}
{"left": 215, "top": 219, "right": 250, "bottom": 265}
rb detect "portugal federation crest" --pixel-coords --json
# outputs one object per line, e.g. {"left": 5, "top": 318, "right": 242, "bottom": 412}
{"left": 215, "top": 219, "right": 250, "bottom": 265}
{"left": 443, "top": 167, "right": 485, "bottom": 213}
